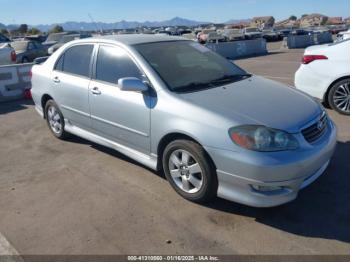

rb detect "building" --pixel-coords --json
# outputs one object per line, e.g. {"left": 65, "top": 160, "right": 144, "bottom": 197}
{"left": 299, "top": 14, "right": 328, "bottom": 27}
{"left": 345, "top": 17, "right": 350, "bottom": 24}
{"left": 327, "top": 17, "right": 344, "bottom": 25}
{"left": 275, "top": 19, "right": 299, "bottom": 28}
{"left": 251, "top": 16, "right": 275, "bottom": 28}
{"left": 225, "top": 21, "right": 251, "bottom": 29}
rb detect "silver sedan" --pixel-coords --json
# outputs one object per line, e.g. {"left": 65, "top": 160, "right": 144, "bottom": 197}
{"left": 31, "top": 35, "right": 337, "bottom": 207}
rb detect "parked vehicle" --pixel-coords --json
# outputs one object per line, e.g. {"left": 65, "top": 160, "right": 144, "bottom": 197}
{"left": 0, "top": 33, "right": 10, "bottom": 43}
{"left": 42, "top": 32, "right": 69, "bottom": 48}
{"left": 292, "top": 29, "right": 311, "bottom": 36}
{"left": 25, "top": 35, "right": 48, "bottom": 43}
{"left": 31, "top": 35, "right": 337, "bottom": 207}
{"left": 206, "top": 32, "right": 226, "bottom": 43}
{"left": 223, "top": 29, "right": 245, "bottom": 41}
{"left": 197, "top": 29, "right": 216, "bottom": 44}
{"left": 243, "top": 27, "right": 262, "bottom": 39}
{"left": 337, "top": 29, "right": 350, "bottom": 41}
{"left": 0, "top": 43, "right": 16, "bottom": 65}
{"left": 295, "top": 38, "right": 350, "bottom": 115}
{"left": 10, "top": 40, "right": 48, "bottom": 63}
{"left": 277, "top": 28, "right": 292, "bottom": 37}
{"left": 262, "top": 29, "right": 282, "bottom": 41}
{"left": 48, "top": 34, "right": 91, "bottom": 55}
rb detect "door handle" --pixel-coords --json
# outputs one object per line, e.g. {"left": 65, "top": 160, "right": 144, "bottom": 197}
{"left": 91, "top": 87, "right": 102, "bottom": 95}
{"left": 53, "top": 76, "right": 60, "bottom": 83}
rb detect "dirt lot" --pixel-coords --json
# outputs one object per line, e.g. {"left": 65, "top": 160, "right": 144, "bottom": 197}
{"left": 0, "top": 45, "right": 350, "bottom": 256}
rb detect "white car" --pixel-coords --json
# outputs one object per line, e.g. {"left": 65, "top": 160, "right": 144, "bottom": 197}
{"left": 0, "top": 43, "right": 16, "bottom": 66}
{"left": 295, "top": 38, "right": 350, "bottom": 115}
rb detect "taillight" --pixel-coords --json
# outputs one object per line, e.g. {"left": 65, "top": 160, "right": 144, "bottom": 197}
{"left": 11, "top": 50, "right": 16, "bottom": 62}
{"left": 29, "top": 69, "right": 33, "bottom": 79}
{"left": 302, "top": 55, "right": 328, "bottom": 64}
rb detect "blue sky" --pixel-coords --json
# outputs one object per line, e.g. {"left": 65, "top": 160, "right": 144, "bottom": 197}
{"left": 1, "top": 0, "right": 349, "bottom": 25}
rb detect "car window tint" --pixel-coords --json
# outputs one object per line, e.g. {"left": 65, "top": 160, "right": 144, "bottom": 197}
{"left": 95, "top": 45, "right": 142, "bottom": 84}
{"left": 55, "top": 54, "right": 64, "bottom": 71}
{"left": 28, "top": 42, "right": 35, "bottom": 50}
{"left": 61, "top": 45, "right": 94, "bottom": 77}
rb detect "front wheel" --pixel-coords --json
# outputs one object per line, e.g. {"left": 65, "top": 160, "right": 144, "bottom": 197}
{"left": 328, "top": 78, "right": 350, "bottom": 116}
{"left": 162, "top": 140, "right": 218, "bottom": 203}
{"left": 45, "top": 100, "right": 70, "bottom": 139}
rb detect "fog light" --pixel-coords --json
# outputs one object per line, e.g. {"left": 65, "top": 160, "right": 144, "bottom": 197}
{"left": 251, "top": 185, "right": 283, "bottom": 192}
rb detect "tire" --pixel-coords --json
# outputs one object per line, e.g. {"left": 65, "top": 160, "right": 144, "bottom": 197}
{"left": 162, "top": 140, "right": 218, "bottom": 203}
{"left": 328, "top": 78, "right": 350, "bottom": 116}
{"left": 44, "top": 100, "right": 70, "bottom": 139}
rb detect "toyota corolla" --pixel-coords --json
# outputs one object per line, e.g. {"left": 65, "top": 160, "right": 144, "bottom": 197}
{"left": 31, "top": 35, "right": 337, "bottom": 207}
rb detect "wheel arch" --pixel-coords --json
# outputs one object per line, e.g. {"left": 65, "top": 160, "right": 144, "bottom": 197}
{"left": 156, "top": 132, "right": 216, "bottom": 171}
{"left": 41, "top": 94, "right": 54, "bottom": 118}
{"left": 324, "top": 75, "right": 350, "bottom": 103}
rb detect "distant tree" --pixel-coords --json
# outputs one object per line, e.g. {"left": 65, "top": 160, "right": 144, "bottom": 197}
{"left": 0, "top": 28, "right": 9, "bottom": 35}
{"left": 301, "top": 14, "right": 308, "bottom": 18}
{"left": 27, "top": 27, "right": 41, "bottom": 35}
{"left": 18, "top": 24, "right": 28, "bottom": 34}
{"left": 321, "top": 17, "right": 329, "bottom": 26}
{"left": 289, "top": 15, "right": 297, "bottom": 21}
{"left": 50, "top": 25, "right": 64, "bottom": 34}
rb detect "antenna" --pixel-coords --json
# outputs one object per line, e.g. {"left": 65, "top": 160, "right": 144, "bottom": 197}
{"left": 88, "top": 13, "right": 103, "bottom": 34}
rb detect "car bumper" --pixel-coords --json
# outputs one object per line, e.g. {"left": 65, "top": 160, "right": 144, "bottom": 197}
{"left": 295, "top": 65, "right": 330, "bottom": 101}
{"left": 205, "top": 121, "right": 337, "bottom": 208}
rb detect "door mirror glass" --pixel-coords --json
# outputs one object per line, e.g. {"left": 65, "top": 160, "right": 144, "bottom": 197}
{"left": 118, "top": 77, "right": 148, "bottom": 92}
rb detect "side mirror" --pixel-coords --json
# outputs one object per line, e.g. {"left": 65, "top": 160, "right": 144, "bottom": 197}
{"left": 118, "top": 77, "right": 148, "bottom": 92}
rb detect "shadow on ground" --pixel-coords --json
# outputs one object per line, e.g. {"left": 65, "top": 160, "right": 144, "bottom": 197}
{"left": 205, "top": 141, "right": 350, "bottom": 243}
{"left": 0, "top": 99, "right": 34, "bottom": 115}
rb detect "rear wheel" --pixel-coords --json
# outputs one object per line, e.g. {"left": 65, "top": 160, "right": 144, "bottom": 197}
{"left": 45, "top": 100, "right": 70, "bottom": 139}
{"left": 328, "top": 78, "right": 350, "bottom": 115}
{"left": 162, "top": 140, "right": 218, "bottom": 203}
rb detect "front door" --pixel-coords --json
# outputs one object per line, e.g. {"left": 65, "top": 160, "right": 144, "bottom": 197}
{"left": 89, "top": 44, "right": 151, "bottom": 154}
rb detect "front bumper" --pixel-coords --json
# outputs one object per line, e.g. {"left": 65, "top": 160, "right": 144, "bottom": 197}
{"left": 205, "top": 121, "right": 337, "bottom": 208}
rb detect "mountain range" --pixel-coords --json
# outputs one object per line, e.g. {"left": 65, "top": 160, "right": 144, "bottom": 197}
{"left": 0, "top": 17, "right": 251, "bottom": 32}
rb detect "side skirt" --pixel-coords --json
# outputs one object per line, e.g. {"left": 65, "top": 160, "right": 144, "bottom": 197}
{"left": 64, "top": 120, "right": 158, "bottom": 171}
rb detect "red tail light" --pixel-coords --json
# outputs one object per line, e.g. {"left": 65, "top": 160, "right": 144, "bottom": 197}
{"left": 24, "top": 89, "right": 32, "bottom": 100}
{"left": 302, "top": 55, "right": 328, "bottom": 64}
{"left": 10, "top": 50, "right": 16, "bottom": 62}
{"left": 29, "top": 69, "right": 33, "bottom": 79}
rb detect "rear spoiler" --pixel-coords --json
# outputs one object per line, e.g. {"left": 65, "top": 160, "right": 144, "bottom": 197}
{"left": 34, "top": 56, "right": 49, "bottom": 64}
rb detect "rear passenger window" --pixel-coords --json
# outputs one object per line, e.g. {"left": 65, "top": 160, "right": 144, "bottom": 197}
{"left": 95, "top": 45, "right": 142, "bottom": 84}
{"left": 55, "top": 45, "right": 94, "bottom": 78}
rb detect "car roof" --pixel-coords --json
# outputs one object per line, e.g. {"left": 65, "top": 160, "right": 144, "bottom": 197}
{"left": 76, "top": 34, "right": 189, "bottom": 46}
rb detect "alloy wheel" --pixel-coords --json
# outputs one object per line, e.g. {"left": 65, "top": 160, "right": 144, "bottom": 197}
{"left": 168, "top": 149, "right": 204, "bottom": 194}
{"left": 333, "top": 82, "right": 350, "bottom": 113}
{"left": 47, "top": 106, "right": 62, "bottom": 134}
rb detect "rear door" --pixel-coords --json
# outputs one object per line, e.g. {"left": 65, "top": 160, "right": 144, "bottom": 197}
{"left": 50, "top": 44, "right": 94, "bottom": 129}
{"left": 88, "top": 44, "right": 151, "bottom": 154}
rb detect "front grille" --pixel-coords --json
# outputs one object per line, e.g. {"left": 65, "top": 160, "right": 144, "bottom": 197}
{"left": 302, "top": 112, "right": 328, "bottom": 143}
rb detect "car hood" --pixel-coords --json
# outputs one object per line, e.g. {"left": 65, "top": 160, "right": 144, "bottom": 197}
{"left": 179, "top": 76, "right": 321, "bottom": 133}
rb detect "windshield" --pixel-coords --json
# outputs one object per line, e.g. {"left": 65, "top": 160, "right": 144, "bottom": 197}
{"left": 134, "top": 41, "right": 249, "bottom": 92}
{"left": 10, "top": 41, "right": 28, "bottom": 51}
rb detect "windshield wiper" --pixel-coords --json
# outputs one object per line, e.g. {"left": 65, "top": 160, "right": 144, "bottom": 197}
{"left": 174, "top": 81, "right": 215, "bottom": 92}
{"left": 210, "top": 74, "right": 252, "bottom": 85}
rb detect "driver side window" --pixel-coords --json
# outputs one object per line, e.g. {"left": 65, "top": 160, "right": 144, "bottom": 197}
{"left": 95, "top": 45, "right": 142, "bottom": 85}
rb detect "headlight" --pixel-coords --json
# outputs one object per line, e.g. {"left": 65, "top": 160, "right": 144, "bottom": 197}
{"left": 229, "top": 125, "right": 299, "bottom": 152}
